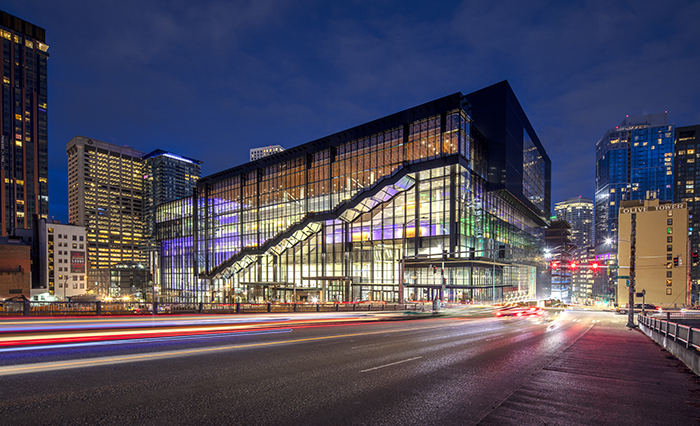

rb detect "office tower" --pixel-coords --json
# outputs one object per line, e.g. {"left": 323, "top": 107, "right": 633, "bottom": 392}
{"left": 157, "top": 81, "right": 552, "bottom": 303}
{"left": 595, "top": 113, "right": 675, "bottom": 255}
{"left": 617, "top": 199, "right": 689, "bottom": 308}
{"left": 142, "top": 149, "right": 201, "bottom": 239}
{"left": 674, "top": 124, "right": 700, "bottom": 304}
{"left": 250, "top": 145, "right": 285, "bottom": 161}
{"left": 545, "top": 220, "right": 574, "bottom": 302}
{"left": 554, "top": 196, "right": 594, "bottom": 248}
{"left": 0, "top": 11, "right": 49, "bottom": 235}
{"left": 66, "top": 136, "right": 146, "bottom": 294}
{"left": 142, "top": 149, "right": 201, "bottom": 291}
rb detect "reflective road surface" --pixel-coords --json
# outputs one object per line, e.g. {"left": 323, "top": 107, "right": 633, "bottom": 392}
{"left": 0, "top": 309, "right": 695, "bottom": 425}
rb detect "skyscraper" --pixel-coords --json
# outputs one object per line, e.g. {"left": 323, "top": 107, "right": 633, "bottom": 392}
{"left": 142, "top": 149, "right": 201, "bottom": 289}
{"left": 142, "top": 149, "right": 201, "bottom": 242}
{"left": 66, "top": 136, "right": 146, "bottom": 294}
{"left": 554, "top": 196, "right": 594, "bottom": 248}
{"left": 595, "top": 113, "right": 675, "bottom": 254}
{"left": 674, "top": 124, "right": 700, "bottom": 304}
{"left": 0, "top": 11, "right": 49, "bottom": 236}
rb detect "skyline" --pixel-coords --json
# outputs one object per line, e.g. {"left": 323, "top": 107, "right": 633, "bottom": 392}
{"left": 4, "top": 0, "right": 700, "bottom": 223}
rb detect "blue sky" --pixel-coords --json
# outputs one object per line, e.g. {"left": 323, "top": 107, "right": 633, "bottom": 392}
{"left": 5, "top": 0, "right": 700, "bottom": 223}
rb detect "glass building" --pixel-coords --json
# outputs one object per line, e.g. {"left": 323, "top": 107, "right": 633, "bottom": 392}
{"left": 554, "top": 196, "right": 593, "bottom": 248}
{"left": 0, "top": 11, "right": 49, "bottom": 236}
{"left": 674, "top": 124, "right": 700, "bottom": 303}
{"left": 157, "top": 81, "right": 551, "bottom": 304}
{"left": 595, "top": 113, "right": 675, "bottom": 255}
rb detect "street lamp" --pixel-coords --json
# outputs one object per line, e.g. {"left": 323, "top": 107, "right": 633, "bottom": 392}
{"left": 62, "top": 276, "right": 69, "bottom": 301}
{"left": 607, "top": 231, "right": 637, "bottom": 328}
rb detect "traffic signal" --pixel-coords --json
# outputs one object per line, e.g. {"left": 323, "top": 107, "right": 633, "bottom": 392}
{"left": 590, "top": 262, "right": 600, "bottom": 271}
{"left": 693, "top": 252, "right": 698, "bottom": 266}
{"left": 550, "top": 261, "right": 559, "bottom": 270}
{"left": 568, "top": 262, "right": 577, "bottom": 270}
{"left": 674, "top": 256, "right": 679, "bottom": 267}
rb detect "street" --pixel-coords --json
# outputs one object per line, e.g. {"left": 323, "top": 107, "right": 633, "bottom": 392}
{"left": 0, "top": 310, "right": 697, "bottom": 425}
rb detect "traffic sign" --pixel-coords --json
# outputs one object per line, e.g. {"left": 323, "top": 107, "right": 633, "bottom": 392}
{"left": 618, "top": 275, "right": 629, "bottom": 279}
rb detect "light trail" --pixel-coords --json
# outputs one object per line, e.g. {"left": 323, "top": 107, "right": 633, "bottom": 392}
{"left": 0, "top": 312, "right": 428, "bottom": 349}
{"left": 0, "top": 328, "right": 294, "bottom": 353}
{"left": 0, "top": 323, "right": 450, "bottom": 376}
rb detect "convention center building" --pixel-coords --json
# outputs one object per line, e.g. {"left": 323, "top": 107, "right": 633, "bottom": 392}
{"left": 155, "top": 81, "right": 551, "bottom": 304}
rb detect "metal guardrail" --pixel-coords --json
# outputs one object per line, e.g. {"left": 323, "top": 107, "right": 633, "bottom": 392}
{"left": 637, "top": 313, "right": 700, "bottom": 351}
{"left": 0, "top": 301, "right": 424, "bottom": 316}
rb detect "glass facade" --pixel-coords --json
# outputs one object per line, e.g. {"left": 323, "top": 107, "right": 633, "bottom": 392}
{"left": 595, "top": 113, "right": 675, "bottom": 254}
{"left": 554, "top": 196, "right": 594, "bottom": 248}
{"left": 0, "top": 11, "right": 49, "bottom": 235}
{"left": 157, "top": 85, "right": 550, "bottom": 304}
{"left": 142, "top": 149, "right": 201, "bottom": 286}
{"left": 674, "top": 125, "right": 700, "bottom": 304}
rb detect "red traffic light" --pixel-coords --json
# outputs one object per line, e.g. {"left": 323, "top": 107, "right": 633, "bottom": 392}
{"left": 590, "top": 262, "right": 600, "bottom": 270}
{"left": 568, "top": 262, "right": 577, "bottom": 270}
{"left": 550, "top": 261, "right": 559, "bottom": 269}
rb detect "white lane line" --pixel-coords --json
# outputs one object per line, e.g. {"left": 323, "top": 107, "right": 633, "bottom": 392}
{"left": 360, "top": 356, "right": 422, "bottom": 373}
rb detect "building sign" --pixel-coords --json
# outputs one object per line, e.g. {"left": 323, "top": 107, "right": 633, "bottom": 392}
{"left": 620, "top": 203, "right": 686, "bottom": 215}
{"left": 71, "top": 251, "right": 85, "bottom": 273}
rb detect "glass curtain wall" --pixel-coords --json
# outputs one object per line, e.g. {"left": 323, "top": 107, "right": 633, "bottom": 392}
{"left": 157, "top": 103, "right": 545, "bottom": 303}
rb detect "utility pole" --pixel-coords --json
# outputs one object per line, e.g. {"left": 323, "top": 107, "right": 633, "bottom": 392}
{"left": 626, "top": 213, "right": 636, "bottom": 328}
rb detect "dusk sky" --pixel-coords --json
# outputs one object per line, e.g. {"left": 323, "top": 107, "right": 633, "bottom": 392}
{"left": 6, "top": 0, "right": 700, "bottom": 223}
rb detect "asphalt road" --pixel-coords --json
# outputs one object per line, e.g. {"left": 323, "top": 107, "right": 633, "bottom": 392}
{"left": 0, "top": 310, "right": 693, "bottom": 425}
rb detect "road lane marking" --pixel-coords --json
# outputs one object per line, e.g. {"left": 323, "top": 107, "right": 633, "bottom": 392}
{"left": 360, "top": 356, "right": 423, "bottom": 373}
{"left": 0, "top": 324, "right": 444, "bottom": 376}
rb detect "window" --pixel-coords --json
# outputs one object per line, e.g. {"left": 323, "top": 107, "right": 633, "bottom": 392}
{"left": 668, "top": 219, "right": 673, "bottom": 225}
{"left": 79, "top": 236, "right": 84, "bottom": 241}
{"left": 668, "top": 253, "right": 673, "bottom": 261}
{"left": 667, "top": 245, "right": 673, "bottom": 252}
{"left": 72, "top": 235, "right": 77, "bottom": 241}
{"left": 667, "top": 271, "right": 673, "bottom": 278}
{"left": 667, "top": 236, "right": 673, "bottom": 243}
{"left": 666, "top": 279, "right": 672, "bottom": 286}
{"left": 72, "top": 243, "right": 77, "bottom": 249}
{"left": 668, "top": 210, "right": 673, "bottom": 217}
{"left": 667, "top": 288, "right": 672, "bottom": 295}
{"left": 668, "top": 227, "right": 673, "bottom": 234}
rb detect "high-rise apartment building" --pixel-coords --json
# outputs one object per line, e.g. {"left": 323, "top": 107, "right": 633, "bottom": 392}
{"left": 554, "top": 196, "right": 593, "bottom": 248}
{"left": 66, "top": 136, "right": 146, "bottom": 293}
{"left": 142, "top": 149, "right": 201, "bottom": 291}
{"left": 142, "top": 150, "right": 201, "bottom": 241}
{"left": 250, "top": 145, "right": 285, "bottom": 161}
{"left": 0, "top": 11, "right": 49, "bottom": 236}
{"left": 595, "top": 113, "right": 675, "bottom": 255}
{"left": 674, "top": 124, "right": 700, "bottom": 304}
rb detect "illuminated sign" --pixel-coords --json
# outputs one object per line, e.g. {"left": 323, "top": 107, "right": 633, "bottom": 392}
{"left": 70, "top": 251, "right": 85, "bottom": 273}
{"left": 620, "top": 203, "right": 686, "bottom": 214}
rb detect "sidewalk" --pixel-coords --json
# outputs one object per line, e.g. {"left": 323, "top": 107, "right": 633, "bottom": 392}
{"left": 479, "top": 318, "right": 700, "bottom": 425}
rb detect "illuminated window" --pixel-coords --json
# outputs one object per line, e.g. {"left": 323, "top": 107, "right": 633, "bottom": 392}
{"left": 667, "top": 227, "right": 673, "bottom": 234}
{"left": 667, "top": 288, "right": 672, "bottom": 295}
